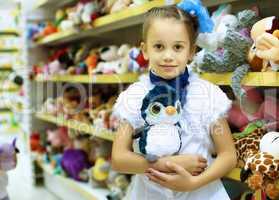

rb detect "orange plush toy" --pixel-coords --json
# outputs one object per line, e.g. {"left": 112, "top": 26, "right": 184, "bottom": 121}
{"left": 248, "top": 16, "right": 279, "bottom": 72}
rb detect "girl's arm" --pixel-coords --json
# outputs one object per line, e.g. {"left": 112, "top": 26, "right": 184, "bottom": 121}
{"left": 145, "top": 118, "right": 237, "bottom": 191}
{"left": 193, "top": 117, "right": 237, "bottom": 187}
{"left": 111, "top": 121, "right": 150, "bottom": 174}
{"left": 112, "top": 121, "right": 208, "bottom": 174}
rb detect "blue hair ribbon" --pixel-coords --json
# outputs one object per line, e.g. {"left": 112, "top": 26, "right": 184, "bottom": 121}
{"left": 177, "top": 0, "right": 214, "bottom": 33}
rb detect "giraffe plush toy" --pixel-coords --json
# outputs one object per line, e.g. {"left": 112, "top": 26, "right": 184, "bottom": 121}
{"left": 233, "top": 121, "right": 267, "bottom": 167}
{"left": 240, "top": 132, "right": 279, "bottom": 200}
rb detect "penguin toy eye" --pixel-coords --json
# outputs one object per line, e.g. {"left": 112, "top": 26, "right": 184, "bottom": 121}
{"left": 149, "top": 103, "right": 162, "bottom": 115}
{"left": 175, "top": 101, "right": 182, "bottom": 114}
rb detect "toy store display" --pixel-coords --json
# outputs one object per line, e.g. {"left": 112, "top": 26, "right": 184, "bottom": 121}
{"left": 31, "top": 44, "right": 147, "bottom": 79}
{"left": 28, "top": 0, "right": 151, "bottom": 42}
{"left": 38, "top": 86, "right": 122, "bottom": 133}
{"left": 31, "top": 126, "right": 130, "bottom": 198}
{"left": 27, "top": 0, "right": 279, "bottom": 200}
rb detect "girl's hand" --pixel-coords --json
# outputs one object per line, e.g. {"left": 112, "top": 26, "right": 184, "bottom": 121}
{"left": 151, "top": 154, "right": 207, "bottom": 175}
{"left": 145, "top": 162, "right": 200, "bottom": 192}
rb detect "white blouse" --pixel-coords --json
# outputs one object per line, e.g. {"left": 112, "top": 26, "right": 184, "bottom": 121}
{"left": 114, "top": 70, "right": 232, "bottom": 200}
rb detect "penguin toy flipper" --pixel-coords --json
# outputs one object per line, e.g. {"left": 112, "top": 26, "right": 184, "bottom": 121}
{"left": 138, "top": 126, "right": 150, "bottom": 155}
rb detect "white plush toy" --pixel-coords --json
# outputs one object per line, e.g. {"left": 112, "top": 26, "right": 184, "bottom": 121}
{"left": 196, "top": 4, "right": 238, "bottom": 51}
{"left": 260, "top": 131, "right": 279, "bottom": 159}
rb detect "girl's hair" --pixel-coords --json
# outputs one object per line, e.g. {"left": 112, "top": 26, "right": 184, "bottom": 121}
{"left": 142, "top": 5, "right": 198, "bottom": 50}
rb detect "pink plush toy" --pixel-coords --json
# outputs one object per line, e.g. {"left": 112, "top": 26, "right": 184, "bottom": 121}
{"left": 228, "top": 86, "right": 279, "bottom": 131}
{"left": 47, "top": 127, "right": 72, "bottom": 150}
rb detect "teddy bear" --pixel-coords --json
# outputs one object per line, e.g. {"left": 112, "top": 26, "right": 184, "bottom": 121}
{"left": 248, "top": 16, "right": 279, "bottom": 72}
{"left": 240, "top": 132, "right": 279, "bottom": 200}
{"left": 191, "top": 6, "right": 259, "bottom": 100}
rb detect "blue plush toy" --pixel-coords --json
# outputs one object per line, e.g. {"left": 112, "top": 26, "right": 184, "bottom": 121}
{"left": 177, "top": 0, "right": 214, "bottom": 33}
{"left": 135, "top": 85, "right": 183, "bottom": 162}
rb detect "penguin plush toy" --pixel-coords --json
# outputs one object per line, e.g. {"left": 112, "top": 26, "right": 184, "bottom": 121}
{"left": 134, "top": 84, "right": 183, "bottom": 162}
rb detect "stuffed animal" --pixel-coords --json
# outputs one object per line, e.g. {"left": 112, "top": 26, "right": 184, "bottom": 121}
{"left": 106, "top": 170, "right": 130, "bottom": 200}
{"left": 0, "top": 139, "right": 19, "bottom": 171}
{"left": 47, "top": 127, "right": 72, "bottom": 150}
{"left": 30, "top": 132, "right": 45, "bottom": 153}
{"left": 40, "top": 98, "right": 57, "bottom": 115}
{"left": 240, "top": 132, "right": 279, "bottom": 200}
{"left": 128, "top": 47, "right": 148, "bottom": 72}
{"left": 134, "top": 85, "right": 183, "bottom": 162}
{"left": 61, "top": 149, "right": 92, "bottom": 181}
{"left": 233, "top": 121, "right": 267, "bottom": 167}
{"left": 248, "top": 16, "right": 279, "bottom": 72}
{"left": 89, "top": 139, "right": 112, "bottom": 187}
{"left": 94, "top": 45, "right": 130, "bottom": 74}
{"left": 110, "top": 0, "right": 131, "bottom": 13}
{"left": 227, "top": 87, "right": 279, "bottom": 132}
{"left": 85, "top": 48, "right": 99, "bottom": 75}
{"left": 191, "top": 7, "right": 259, "bottom": 100}
{"left": 80, "top": 0, "right": 101, "bottom": 26}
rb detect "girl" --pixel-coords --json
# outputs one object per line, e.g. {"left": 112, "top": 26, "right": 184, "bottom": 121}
{"left": 112, "top": 1, "right": 237, "bottom": 199}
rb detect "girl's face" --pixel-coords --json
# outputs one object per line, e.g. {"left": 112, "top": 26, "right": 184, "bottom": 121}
{"left": 141, "top": 18, "right": 193, "bottom": 79}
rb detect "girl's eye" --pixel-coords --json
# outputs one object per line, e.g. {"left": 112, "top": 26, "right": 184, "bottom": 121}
{"left": 150, "top": 103, "right": 161, "bottom": 115}
{"left": 153, "top": 44, "right": 163, "bottom": 50}
{"left": 174, "top": 44, "right": 184, "bottom": 51}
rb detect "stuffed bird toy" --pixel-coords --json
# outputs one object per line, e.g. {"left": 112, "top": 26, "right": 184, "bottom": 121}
{"left": 134, "top": 85, "right": 183, "bottom": 162}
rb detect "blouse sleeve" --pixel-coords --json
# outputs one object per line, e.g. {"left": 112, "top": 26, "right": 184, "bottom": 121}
{"left": 113, "top": 81, "right": 148, "bottom": 130}
{"left": 203, "top": 83, "right": 232, "bottom": 129}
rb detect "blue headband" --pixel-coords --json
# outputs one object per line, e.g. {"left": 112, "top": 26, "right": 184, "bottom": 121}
{"left": 177, "top": 0, "right": 214, "bottom": 33}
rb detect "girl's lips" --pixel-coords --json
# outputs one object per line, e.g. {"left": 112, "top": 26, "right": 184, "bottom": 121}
{"left": 160, "top": 65, "right": 177, "bottom": 72}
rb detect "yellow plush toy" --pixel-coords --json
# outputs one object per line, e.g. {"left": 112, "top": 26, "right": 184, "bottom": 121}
{"left": 248, "top": 16, "right": 279, "bottom": 72}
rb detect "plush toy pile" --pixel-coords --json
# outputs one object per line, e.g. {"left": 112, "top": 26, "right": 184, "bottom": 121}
{"left": 30, "top": 44, "right": 148, "bottom": 79}
{"left": 27, "top": 0, "right": 150, "bottom": 42}
{"left": 39, "top": 86, "right": 122, "bottom": 132}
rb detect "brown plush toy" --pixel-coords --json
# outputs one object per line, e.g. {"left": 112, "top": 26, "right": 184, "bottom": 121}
{"left": 248, "top": 16, "right": 279, "bottom": 72}
{"left": 240, "top": 132, "right": 279, "bottom": 199}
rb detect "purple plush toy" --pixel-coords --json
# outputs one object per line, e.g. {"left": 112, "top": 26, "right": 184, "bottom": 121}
{"left": 61, "top": 149, "right": 92, "bottom": 182}
{"left": 0, "top": 139, "right": 19, "bottom": 200}
{"left": 0, "top": 139, "right": 19, "bottom": 171}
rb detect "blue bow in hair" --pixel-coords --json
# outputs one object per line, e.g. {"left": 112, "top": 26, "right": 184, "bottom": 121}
{"left": 177, "top": 0, "right": 214, "bottom": 33}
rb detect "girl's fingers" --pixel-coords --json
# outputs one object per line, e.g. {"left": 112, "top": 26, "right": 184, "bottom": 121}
{"left": 192, "top": 172, "right": 199, "bottom": 176}
{"left": 145, "top": 173, "right": 166, "bottom": 186}
{"left": 165, "top": 161, "right": 186, "bottom": 175}
{"left": 198, "top": 162, "right": 207, "bottom": 169}
{"left": 146, "top": 168, "right": 170, "bottom": 182}
{"left": 198, "top": 156, "right": 207, "bottom": 163}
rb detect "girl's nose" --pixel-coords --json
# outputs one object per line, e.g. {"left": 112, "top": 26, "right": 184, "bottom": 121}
{"left": 163, "top": 50, "right": 174, "bottom": 62}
